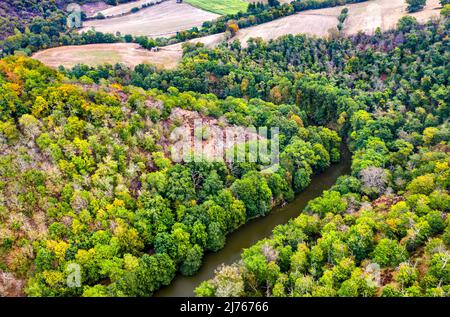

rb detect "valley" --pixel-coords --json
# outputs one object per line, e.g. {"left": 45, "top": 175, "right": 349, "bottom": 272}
{"left": 0, "top": 0, "right": 449, "bottom": 301}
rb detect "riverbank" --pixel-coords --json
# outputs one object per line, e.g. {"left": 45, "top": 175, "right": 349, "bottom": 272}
{"left": 155, "top": 146, "right": 352, "bottom": 297}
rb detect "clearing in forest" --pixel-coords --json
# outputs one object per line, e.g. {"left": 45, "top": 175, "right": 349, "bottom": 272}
{"left": 185, "top": 0, "right": 249, "bottom": 15}
{"left": 80, "top": 1, "right": 220, "bottom": 37}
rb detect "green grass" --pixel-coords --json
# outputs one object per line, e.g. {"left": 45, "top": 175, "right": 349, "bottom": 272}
{"left": 185, "top": 0, "right": 249, "bottom": 15}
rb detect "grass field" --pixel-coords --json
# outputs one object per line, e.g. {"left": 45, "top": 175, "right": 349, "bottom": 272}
{"left": 185, "top": 0, "right": 249, "bottom": 15}
{"left": 244, "top": 0, "right": 292, "bottom": 3}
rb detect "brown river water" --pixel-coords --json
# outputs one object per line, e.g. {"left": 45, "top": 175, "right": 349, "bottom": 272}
{"left": 156, "top": 146, "right": 352, "bottom": 297}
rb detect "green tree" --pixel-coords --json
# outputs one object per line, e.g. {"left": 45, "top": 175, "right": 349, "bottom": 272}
{"left": 293, "top": 167, "right": 312, "bottom": 193}
{"left": 305, "top": 190, "right": 347, "bottom": 216}
{"left": 165, "top": 165, "right": 196, "bottom": 202}
{"left": 180, "top": 244, "right": 203, "bottom": 276}
{"left": 371, "top": 239, "right": 408, "bottom": 267}
{"left": 231, "top": 171, "right": 272, "bottom": 218}
{"left": 406, "top": 0, "right": 426, "bottom": 12}
{"left": 206, "top": 222, "right": 226, "bottom": 252}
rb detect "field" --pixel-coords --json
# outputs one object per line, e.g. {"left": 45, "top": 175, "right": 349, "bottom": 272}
{"left": 80, "top": 1, "right": 220, "bottom": 37}
{"left": 32, "top": 43, "right": 182, "bottom": 69}
{"left": 340, "top": 0, "right": 441, "bottom": 35}
{"left": 244, "top": 0, "right": 292, "bottom": 3}
{"left": 36, "top": 0, "right": 442, "bottom": 70}
{"left": 87, "top": 0, "right": 163, "bottom": 18}
{"left": 185, "top": 0, "right": 249, "bottom": 15}
{"left": 80, "top": 1, "right": 112, "bottom": 17}
{"left": 233, "top": 0, "right": 442, "bottom": 46}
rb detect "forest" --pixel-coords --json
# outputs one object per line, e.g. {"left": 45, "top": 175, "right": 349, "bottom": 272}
{"left": 189, "top": 14, "right": 450, "bottom": 297}
{"left": 0, "top": 2, "right": 449, "bottom": 298}
{"left": 0, "top": 54, "right": 341, "bottom": 296}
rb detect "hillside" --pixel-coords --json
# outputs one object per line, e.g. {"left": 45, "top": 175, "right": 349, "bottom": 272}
{"left": 0, "top": 0, "right": 448, "bottom": 302}
{"left": 1, "top": 54, "right": 341, "bottom": 296}
{"left": 80, "top": 1, "right": 220, "bottom": 37}
{"left": 33, "top": 0, "right": 442, "bottom": 70}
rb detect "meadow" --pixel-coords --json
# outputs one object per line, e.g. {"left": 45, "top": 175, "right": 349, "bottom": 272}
{"left": 185, "top": 0, "right": 249, "bottom": 15}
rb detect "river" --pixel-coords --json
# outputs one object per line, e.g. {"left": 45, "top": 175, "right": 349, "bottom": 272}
{"left": 156, "top": 146, "right": 352, "bottom": 297}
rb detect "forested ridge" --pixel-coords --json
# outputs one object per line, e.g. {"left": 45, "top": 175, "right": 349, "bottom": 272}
{"left": 70, "top": 14, "right": 449, "bottom": 127}
{"left": 63, "top": 12, "right": 450, "bottom": 297}
{"left": 0, "top": 6, "right": 449, "bottom": 297}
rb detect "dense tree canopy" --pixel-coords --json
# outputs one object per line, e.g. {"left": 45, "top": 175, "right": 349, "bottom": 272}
{"left": 0, "top": 7, "right": 448, "bottom": 298}
{"left": 195, "top": 15, "right": 449, "bottom": 298}
{"left": 0, "top": 54, "right": 340, "bottom": 296}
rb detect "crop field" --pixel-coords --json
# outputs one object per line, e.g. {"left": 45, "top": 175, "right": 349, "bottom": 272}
{"left": 340, "top": 0, "right": 441, "bottom": 35}
{"left": 87, "top": 0, "right": 164, "bottom": 18}
{"left": 185, "top": 0, "right": 249, "bottom": 15}
{"left": 32, "top": 43, "right": 183, "bottom": 69}
{"left": 80, "top": 1, "right": 220, "bottom": 37}
{"left": 235, "top": 0, "right": 441, "bottom": 46}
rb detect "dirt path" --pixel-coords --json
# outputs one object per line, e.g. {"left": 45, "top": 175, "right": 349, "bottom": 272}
{"left": 80, "top": 1, "right": 220, "bottom": 37}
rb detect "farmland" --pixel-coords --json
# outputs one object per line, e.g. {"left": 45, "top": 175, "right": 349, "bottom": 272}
{"left": 235, "top": 0, "right": 442, "bottom": 46}
{"left": 31, "top": 43, "right": 182, "bottom": 69}
{"left": 35, "top": 0, "right": 442, "bottom": 70}
{"left": 85, "top": 0, "right": 164, "bottom": 18}
{"left": 185, "top": 0, "right": 249, "bottom": 15}
{"left": 80, "top": 1, "right": 220, "bottom": 37}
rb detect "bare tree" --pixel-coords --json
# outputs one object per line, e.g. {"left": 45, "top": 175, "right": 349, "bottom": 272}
{"left": 359, "top": 167, "right": 388, "bottom": 196}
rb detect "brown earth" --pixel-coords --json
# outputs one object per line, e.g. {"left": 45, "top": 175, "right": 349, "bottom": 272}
{"left": 80, "top": 0, "right": 220, "bottom": 37}
{"left": 32, "top": 43, "right": 182, "bottom": 69}
{"left": 167, "top": 108, "right": 265, "bottom": 163}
